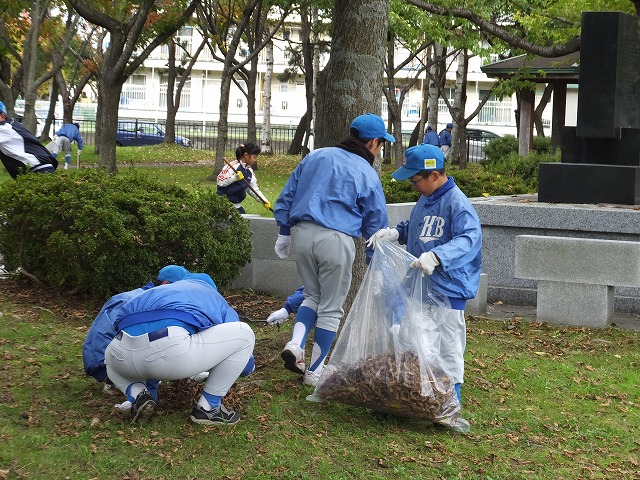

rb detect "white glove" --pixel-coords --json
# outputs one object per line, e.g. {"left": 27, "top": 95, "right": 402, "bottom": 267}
{"left": 267, "top": 307, "right": 290, "bottom": 326}
{"left": 275, "top": 234, "right": 291, "bottom": 259}
{"left": 366, "top": 227, "right": 399, "bottom": 248}
{"left": 410, "top": 251, "right": 440, "bottom": 275}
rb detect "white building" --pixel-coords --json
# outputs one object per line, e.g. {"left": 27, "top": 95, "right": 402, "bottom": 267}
{"left": 115, "top": 24, "right": 577, "bottom": 137}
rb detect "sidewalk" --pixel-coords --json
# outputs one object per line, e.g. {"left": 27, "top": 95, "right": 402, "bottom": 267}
{"left": 480, "top": 302, "right": 640, "bottom": 332}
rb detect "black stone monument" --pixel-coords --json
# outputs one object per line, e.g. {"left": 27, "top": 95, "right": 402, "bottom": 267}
{"left": 538, "top": 11, "right": 640, "bottom": 205}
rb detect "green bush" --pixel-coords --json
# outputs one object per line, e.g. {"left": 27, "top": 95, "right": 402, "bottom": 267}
{"left": 382, "top": 163, "right": 539, "bottom": 202}
{"left": 482, "top": 150, "right": 560, "bottom": 191}
{"left": 483, "top": 134, "right": 552, "bottom": 163}
{"left": 0, "top": 169, "right": 252, "bottom": 298}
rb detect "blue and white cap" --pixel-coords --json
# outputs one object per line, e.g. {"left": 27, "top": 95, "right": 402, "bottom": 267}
{"left": 391, "top": 144, "right": 445, "bottom": 181}
{"left": 157, "top": 265, "right": 190, "bottom": 283}
{"left": 0, "top": 101, "right": 7, "bottom": 116}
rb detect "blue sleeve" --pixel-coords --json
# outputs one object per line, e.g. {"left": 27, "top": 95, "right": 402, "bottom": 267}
{"left": 285, "top": 286, "right": 305, "bottom": 313}
{"left": 239, "top": 354, "right": 255, "bottom": 376}
{"left": 274, "top": 161, "right": 304, "bottom": 235}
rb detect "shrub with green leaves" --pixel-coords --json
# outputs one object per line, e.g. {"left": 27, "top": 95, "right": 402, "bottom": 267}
{"left": 0, "top": 169, "right": 252, "bottom": 298}
{"left": 483, "top": 134, "right": 552, "bottom": 163}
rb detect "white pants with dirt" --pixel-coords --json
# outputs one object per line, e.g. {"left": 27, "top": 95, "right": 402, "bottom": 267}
{"left": 437, "top": 307, "right": 466, "bottom": 384}
{"left": 105, "top": 322, "right": 255, "bottom": 397}
{"left": 294, "top": 221, "right": 355, "bottom": 332}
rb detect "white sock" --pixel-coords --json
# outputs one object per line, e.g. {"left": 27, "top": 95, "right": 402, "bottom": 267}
{"left": 197, "top": 396, "right": 212, "bottom": 410}
{"left": 290, "top": 322, "right": 308, "bottom": 347}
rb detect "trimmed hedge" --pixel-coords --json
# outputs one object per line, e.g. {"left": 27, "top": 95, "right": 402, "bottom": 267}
{"left": 0, "top": 169, "right": 252, "bottom": 298}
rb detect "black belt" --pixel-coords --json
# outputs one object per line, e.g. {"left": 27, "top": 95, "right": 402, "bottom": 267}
{"left": 115, "top": 327, "right": 169, "bottom": 342}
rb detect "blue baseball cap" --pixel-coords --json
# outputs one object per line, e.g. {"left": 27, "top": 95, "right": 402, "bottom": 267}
{"left": 0, "top": 101, "right": 7, "bottom": 116}
{"left": 157, "top": 265, "right": 190, "bottom": 283}
{"left": 350, "top": 113, "right": 395, "bottom": 143}
{"left": 446, "top": 123, "right": 453, "bottom": 129}
{"left": 391, "top": 144, "right": 445, "bottom": 181}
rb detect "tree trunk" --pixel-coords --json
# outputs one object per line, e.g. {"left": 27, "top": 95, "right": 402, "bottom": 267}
{"left": 246, "top": 56, "right": 258, "bottom": 144}
{"left": 261, "top": 39, "right": 274, "bottom": 155}
{"left": 287, "top": 112, "right": 307, "bottom": 155}
{"left": 452, "top": 50, "right": 469, "bottom": 168}
{"left": 534, "top": 83, "right": 553, "bottom": 137}
{"left": 315, "top": 0, "right": 389, "bottom": 148}
{"left": 41, "top": 80, "right": 58, "bottom": 142}
{"left": 165, "top": 38, "right": 178, "bottom": 144}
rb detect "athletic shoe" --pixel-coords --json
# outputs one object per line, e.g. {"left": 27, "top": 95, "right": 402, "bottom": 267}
{"left": 302, "top": 368, "right": 322, "bottom": 387}
{"left": 190, "top": 404, "right": 240, "bottom": 425}
{"left": 130, "top": 390, "right": 156, "bottom": 423}
{"left": 281, "top": 341, "right": 305, "bottom": 374}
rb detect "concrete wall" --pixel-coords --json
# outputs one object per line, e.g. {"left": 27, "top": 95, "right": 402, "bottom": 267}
{"left": 233, "top": 195, "right": 640, "bottom": 314}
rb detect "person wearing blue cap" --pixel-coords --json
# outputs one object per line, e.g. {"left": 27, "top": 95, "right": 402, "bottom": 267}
{"left": 423, "top": 125, "right": 440, "bottom": 147}
{"left": 0, "top": 100, "right": 58, "bottom": 178}
{"left": 53, "top": 122, "right": 84, "bottom": 170}
{"left": 273, "top": 113, "right": 393, "bottom": 387}
{"left": 439, "top": 123, "right": 453, "bottom": 158}
{"left": 367, "top": 143, "right": 482, "bottom": 408}
{"left": 104, "top": 265, "right": 255, "bottom": 425}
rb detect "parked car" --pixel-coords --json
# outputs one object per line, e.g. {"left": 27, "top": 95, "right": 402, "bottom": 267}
{"left": 466, "top": 128, "right": 501, "bottom": 163}
{"left": 116, "top": 120, "right": 191, "bottom": 147}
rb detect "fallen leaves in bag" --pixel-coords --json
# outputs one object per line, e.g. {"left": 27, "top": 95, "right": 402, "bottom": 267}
{"left": 314, "top": 351, "right": 459, "bottom": 421}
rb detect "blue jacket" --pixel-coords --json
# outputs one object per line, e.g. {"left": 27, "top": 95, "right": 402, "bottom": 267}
{"left": 284, "top": 286, "right": 305, "bottom": 314}
{"left": 274, "top": 145, "right": 388, "bottom": 261}
{"left": 56, "top": 123, "right": 85, "bottom": 150}
{"left": 0, "top": 118, "right": 58, "bottom": 178}
{"left": 423, "top": 130, "right": 441, "bottom": 146}
{"left": 396, "top": 177, "right": 482, "bottom": 307}
{"left": 439, "top": 129, "right": 452, "bottom": 147}
{"left": 82, "top": 282, "right": 155, "bottom": 382}
{"left": 113, "top": 278, "right": 239, "bottom": 333}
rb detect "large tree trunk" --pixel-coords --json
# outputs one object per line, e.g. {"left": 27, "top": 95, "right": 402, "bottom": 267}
{"left": 97, "top": 68, "right": 125, "bottom": 173}
{"left": 315, "top": 0, "right": 389, "bottom": 316}
{"left": 315, "top": 0, "right": 389, "bottom": 148}
{"left": 452, "top": 50, "right": 469, "bottom": 168}
{"left": 261, "top": 39, "right": 274, "bottom": 155}
{"left": 165, "top": 38, "right": 178, "bottom": 144}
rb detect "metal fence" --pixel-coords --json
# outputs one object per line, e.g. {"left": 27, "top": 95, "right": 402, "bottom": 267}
{"left": 61, "top": 118, "right": 487, "bottom": 162}
{"left": 62, "top": 119, "right": 299, "bottom": 154}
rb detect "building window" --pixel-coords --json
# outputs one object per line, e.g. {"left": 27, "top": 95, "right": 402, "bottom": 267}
{"left": 237, "top": 99, "right": 243, "bottom": 108}
{"left": 279, "top": 83, "right": 288, "bottom": 93}
{"left": 282, "top": 101, "right": 288, "bottom": 110}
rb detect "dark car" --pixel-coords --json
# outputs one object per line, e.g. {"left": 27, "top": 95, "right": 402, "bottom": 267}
{"left": 466, "top": 128, "right": 501, "bottom": 163}
{"left": 116, "top": 120, "right": 191, "bottom": 147}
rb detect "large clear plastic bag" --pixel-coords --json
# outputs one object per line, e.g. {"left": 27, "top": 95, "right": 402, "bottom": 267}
{"left": 307, "top": 240, "right": 470, "bottom": 432}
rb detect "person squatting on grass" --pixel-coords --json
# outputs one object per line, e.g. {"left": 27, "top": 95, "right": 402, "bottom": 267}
{"left": 0, "top": 100, "right": 57, "bottom": 178}
{"left": 216, "top": 142, "right": 271, "bottom": 214}
{"left": 273, "top": 113, "right": 393, "bottom": 387}
{"left": 104, "top": 265, "right": 255, "bottom": 425}
{"left": 368, "top": 143, "right": 482, "bottom": 404}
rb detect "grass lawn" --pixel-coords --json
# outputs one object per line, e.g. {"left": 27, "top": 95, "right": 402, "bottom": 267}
{"left": 0, "top": 281, "right": 638, "bottom": 479}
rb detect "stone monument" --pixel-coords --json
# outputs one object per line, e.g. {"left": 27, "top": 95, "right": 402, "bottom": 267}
{"left": 538, "top": 11, "right": 640, "bottom": 205}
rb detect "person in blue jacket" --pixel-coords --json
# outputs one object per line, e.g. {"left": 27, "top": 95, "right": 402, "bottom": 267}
{"left": 273, "top": 113, "right": 393, "bottom": 387}
{"left": 82, "top": 265, "right": 219, "bottom": 410}
{"left": 439, "top": 123, "right": 453, "bottom": 158}
{"left": 0, "top": 100, "right": 57, "bottom": 178}
{"left": 266, "top": 286, "right": 305, "bottom": 326}
{"left": 53, "top": 122, "right": 84, "bottom": 170}
{"left": 104, "top": 265, "right": 255, "bottom": 425}
{"left": 82, "top": 279, "right": 159, "bottom": 400}
{"left": 368, "top": 143, "right": 482, "bottom": 405}
{"left": 423, "top": 125, "right": 440, "bottom": 147}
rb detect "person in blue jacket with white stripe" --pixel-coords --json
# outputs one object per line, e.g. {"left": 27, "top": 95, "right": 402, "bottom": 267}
{"left": 0, "top": 100, "right": 57, "bottom": 178}
{"left": 104, "top": 265, "right": 255, "bottom": 425}
{"left": 368, "top": 143, "right": 482, "bottom": 405}
{"left": 273, "top": 113, "right": 393, "bottom": 387}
